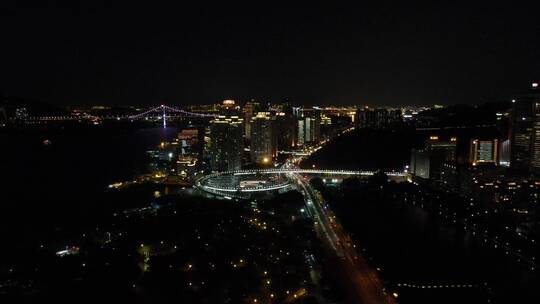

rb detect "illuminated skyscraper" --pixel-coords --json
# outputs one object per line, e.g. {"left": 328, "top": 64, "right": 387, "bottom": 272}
{"left": 250, "top": 112, "right": 277, "bottom": 164}
{"left": 296, "top": 108, "right": 321, "bottom": 146}
{"left": 499, "top": 139, "right": 511, "bottom": 167}
{"left": 410, "top": 136, "right": 457, "bottom": 180}
{"left": 275, "top": 101, "right": 296, "bottom": 150}
{"left": 532, "top": 96, "right": 540, "bottom": 172}
{"left": 509, "top": 82, "right": 540, "bottom": 172}
{"left": 209, "top": 116, "right": 244, "bottom": 171}
{"left": 243, "top": 101, "right": 260, "bottom": 140}
{"left": 297, "top": 119, "right": 305, "bottom": 147}
{"left": 469, "top": 139, "right": 499, "bottom": 165}
{"left": 510, "top": 98, "right": 533, "bottom": 169}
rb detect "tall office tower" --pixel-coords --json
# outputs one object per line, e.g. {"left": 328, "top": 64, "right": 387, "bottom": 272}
{"left": 277, "top": 100, "right": 297, "bottom": 149}
{"left": 499, "top": 139, "right": 511, "bottom": 167}
{"left": 510, "top": 82, "right": 540, "bottom": 171}
{"left": 209, "top": 116, "right": 244, "bottom": 172}
{"left": 312, "top": 109, "right": 321, "bottom": 141}
{"left": 410, "top": 136, "right": 457, "bottom": 180}
{"left": 297, "top": 108, "right": 321, "bottom": 144}
{"left": 469, "top": 139, "right": 499, "bottom": 165}
{"left": 297, "top": 119, "right": 305, "bottom": 147}
{"left": 410, "top": 149, "right": 431, "bottom": 179}
{"left": 243, "top": 101, "right": 260, "bottom": 140}
{"left": 275, "top": 111, "right": 296, "bottom": 150}
{"left": 297, "top": 117, "right": 318, "bottom": 146}
{"left": 250, "top": 112, "right": 277, "bottom": 164}
{"left": 426, "top": 136, "right": 457, "bottom": 162}
{"left": 532, "top": 92, "right": 540, "bottom": 172}
{"left": 305, "top": 116, "right": 314, "bottom": 142}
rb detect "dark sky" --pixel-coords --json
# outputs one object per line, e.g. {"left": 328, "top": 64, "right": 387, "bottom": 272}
{"left": 1, "top": 3, "right": 539, "bottom": 107}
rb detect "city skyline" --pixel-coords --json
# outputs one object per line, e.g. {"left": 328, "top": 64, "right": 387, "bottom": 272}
{"left": 1, "top": 3, "right": 539, "bottom": 303}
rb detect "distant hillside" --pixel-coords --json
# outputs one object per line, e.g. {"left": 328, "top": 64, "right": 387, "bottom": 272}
{"left": 416, "top": 102, "right": 511, "bottom": 127}
{"left": 0, "top": 95, "right": 68, "bottom": 116}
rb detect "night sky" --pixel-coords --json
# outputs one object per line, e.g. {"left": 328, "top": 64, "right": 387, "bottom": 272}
{"left": 1, "top": 3, "right": 539, "bottom": 107}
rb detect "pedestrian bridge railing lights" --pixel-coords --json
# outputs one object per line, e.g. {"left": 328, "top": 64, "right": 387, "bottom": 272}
{"left": 195, "top": 168, "right": 408, "bottom": 195}
{"left": 224, "top": 168, "right": 406, "bottom": 177}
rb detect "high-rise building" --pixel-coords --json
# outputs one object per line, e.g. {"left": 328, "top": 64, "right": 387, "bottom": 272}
{"left": 178, "top": 128, "right": 202, "bottom": 155}
{"left": 469, "top": 139, "right": 499, "bottom": 165}
{"left": 499, "top": 139, "right": 511, "bottom": 167}
{"left": 250, "top": 112, "right": 277, "bottom": 164}
{"left": 296, "top": 108, "right": 321, "bottom": 146}
{"left": 410, "top": 149, "right": 431, "bottom": 179}
{"left": 355, "top": 107, "right": 402, "bottom": 129}
{"left": 297, "top": 117, "right": 318, "bottom": 146}
{"left": 243, "top": 101, "right": 261, "bottom": 140}
{"left": 297, "top": 119, "right": 305, "bottom": 147}
{"left": 508, "top": 82, "right": 540, "bottom": 173}
{"left": 209, "top": 116, "right": 244, "bottom": 172}
{"left": 305, "top": 116, "right": 314, "bottom": 142}
{"left": 410, "top": 136, "right": 457, "bottom": 180}
{"left": 274, "top": 101, "right": 296, "bottom": 150}
{"left": 275, "top": 111, "right": 296, "bottom": 150}
{"left": 532, "top": 92, "right": 540, "bottom": 172}
{"left": 178, "top": 127, "right": 204, "bottom": 170}
{"left": 510, "top": 98, "right": 533, "bottom": 170}
{"left": 426, "top": 136, "right": 457, "bottom": 162}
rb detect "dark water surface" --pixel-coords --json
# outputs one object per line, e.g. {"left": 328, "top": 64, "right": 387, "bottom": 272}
{"left": 0, "top": 126, "right": 179, "bottom": 255}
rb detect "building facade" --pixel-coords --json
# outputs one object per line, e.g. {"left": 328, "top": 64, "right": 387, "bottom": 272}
{"left": 243, "top": 101, "right": 261, "bottom": 140}
{"left": 355, "top": 107, "right": 402, "bottom": 129}
{"left": 469, "top": 139, "right": 499, "bottom": 165}
{"left": 209, "top": 116, "right": 244, "bottom": 172}
{"left": 410, "top": 136, "right": 457, "bottom": 180}
{"left": 250, "top": 112, "right": 277, "bottom": 164}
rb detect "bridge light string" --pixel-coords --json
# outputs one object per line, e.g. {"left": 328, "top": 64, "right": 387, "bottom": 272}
{"left": 196, "top": 169, "right": 408, "bottom": 197}
{"left": 128, "top": 105, "right": 218, "bottom": 120}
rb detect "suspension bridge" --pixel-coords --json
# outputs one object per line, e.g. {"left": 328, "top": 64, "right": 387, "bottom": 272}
{"left": 127, "top": 105, "right": 217, "bottom": 127}
{"left": 21, "top": 104, "right": 217, "bottom": 126}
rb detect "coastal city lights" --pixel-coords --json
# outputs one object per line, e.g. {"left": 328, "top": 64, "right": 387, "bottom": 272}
{"left": 1, "top": 4, "right": 539, "bottom": 304}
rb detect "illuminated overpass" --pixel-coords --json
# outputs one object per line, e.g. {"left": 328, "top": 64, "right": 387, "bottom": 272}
{"left": 195, "top": 168, "right": 408, "bottom": 198}
{"left": 226, "top": 168, "right": 407, "bottom": 177}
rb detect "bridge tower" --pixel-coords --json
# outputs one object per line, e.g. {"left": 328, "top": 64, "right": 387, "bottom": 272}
{"left": 162, "top": 105, "right": 167, "bottom": 128}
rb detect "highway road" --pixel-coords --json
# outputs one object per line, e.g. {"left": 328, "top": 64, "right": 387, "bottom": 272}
{"left": 285, "top": 160, "right": 395, "bottom": 304}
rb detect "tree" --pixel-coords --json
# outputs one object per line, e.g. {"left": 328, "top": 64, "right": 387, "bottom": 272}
{"left": 368, "top": 171, "right": 388, "bottom": 186}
